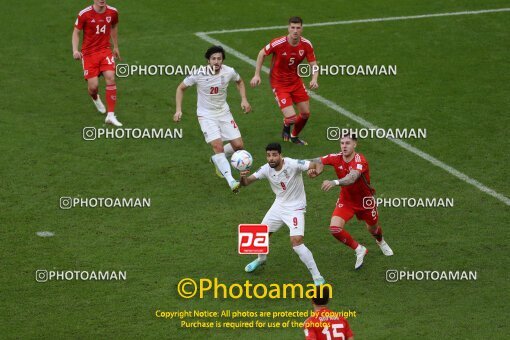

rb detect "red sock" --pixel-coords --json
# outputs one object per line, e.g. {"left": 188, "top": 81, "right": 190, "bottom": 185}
{"left": 291, "top": 112, "right": 310, "bottom": 137}
{"left": 370, "top": 225, "right": 383, "bottom": 242}
{"left": 105, "top": 84, "right": 117, "bottom": 113}
{"left": 330, "top": 226, "right": 359, "bottom": 250}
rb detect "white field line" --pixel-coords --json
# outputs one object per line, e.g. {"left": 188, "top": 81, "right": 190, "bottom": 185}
{"left": 200, "top": 8, "right": 510, "bottom": 34}
{"left": 195, "top": 31, "right": 510, "bottom": 206}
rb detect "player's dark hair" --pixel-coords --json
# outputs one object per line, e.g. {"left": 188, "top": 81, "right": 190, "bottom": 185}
{"left": 312, "top": 285, "right": 331, "bottom": 306}
{"left": 205, "top": 45, "right": 226, "bottom": 60}
{"left": 288, "top": 16, "right": 303, "bottom": 25}
{"left": 341, "top": 132, "right": 358, "bottom": 141}
{"left": 265, "top": 143, "right": 282, "bottom": 154}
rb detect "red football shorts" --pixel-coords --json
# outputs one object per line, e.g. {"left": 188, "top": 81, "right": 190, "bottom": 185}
{"left": 332, "top": 198, "right": 379, "bottom": 226}
{"left": 81, "top": 50, "right": 115, "bottom": 79}
{"left": 272, "top": 80, "right": 309, "bottom": 109}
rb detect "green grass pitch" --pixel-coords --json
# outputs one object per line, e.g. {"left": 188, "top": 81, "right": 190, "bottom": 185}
{"left": 1, "top": 0, "right": 509, "bottom": 338}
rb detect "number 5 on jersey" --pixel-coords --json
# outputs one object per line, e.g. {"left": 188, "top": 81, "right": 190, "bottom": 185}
{"left": 322, "top": 324, "right": 346, "bottom": 340}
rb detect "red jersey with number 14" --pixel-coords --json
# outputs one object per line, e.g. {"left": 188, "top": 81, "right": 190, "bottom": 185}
{"left": 303, "top": 307, "right": 354, "bottom": 340}
{"left": 321, "top": 152, "right": 374, "bottom": 210}
{"left": 264, "top": 36, "right": 316, "bottom": 87}
{"left": 75, "top": 5, "right": 118, "bottom": 56}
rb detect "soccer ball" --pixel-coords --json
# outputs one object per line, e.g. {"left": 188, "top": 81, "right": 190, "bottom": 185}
{"left": 230, "top": 150, "right": 253, "bottom": 171}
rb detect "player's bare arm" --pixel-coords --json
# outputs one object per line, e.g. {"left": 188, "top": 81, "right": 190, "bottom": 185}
{"left": 309, "top": 60, "right": 319, "bottom": 89}
{"left": 235, "top": 78, "right": 252, "bottom": 113}
{"left": 239, "top": 171, "right": 257, "bottom": 186}
{"left": 250, "top": 48, "right": 266, "bottom": 87}
{"left": 322, "top": 170, "right": 361, "bottom": 191}
{"left": 307, "top": 157, "right": 324, "bottom": 178}
{"left": 111, "top": 23, "right": 120, "bottom": 60}
{"left": 72, "top": 28, "right": 82, "bottom": 60}
{"left": 173, "top": 82, "right": 188, "bottom": 122}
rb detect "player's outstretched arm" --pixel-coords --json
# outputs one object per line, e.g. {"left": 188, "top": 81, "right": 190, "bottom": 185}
{"left": 235, "top": 78, "right": 252, "bottom": 113}
{"left": 240, "top": 171, "right": 257, "bottom": 187}
{"left": 111, "top": 23, "right": 120, "bottom": 60}
{"left": 250, "top": 49, "right": 266, "bottom": 87}
{"left": 308, "top": 61, "right": 319, "bottom": 89}
{"left": 321, "top": 170, "right": 361, "bottom": 191}
{"left": 173, "top": 82, "right": 188, "bottom": 122}
{"left": 307, "top": 158, "right": 324, "bottom": 178}
{"left": 72, "top": 28, "right": 82, "bottom": 60}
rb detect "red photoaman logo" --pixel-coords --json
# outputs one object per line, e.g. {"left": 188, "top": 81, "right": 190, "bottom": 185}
{"left": 238, "top": 224, "right": 269, "bottom": 254}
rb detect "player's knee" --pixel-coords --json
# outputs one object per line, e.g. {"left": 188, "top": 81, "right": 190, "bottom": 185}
{"left": 210, "top": 140, "right": 224, "bottom": 153}
{"left": 105, "top": 76, "right": 115, "bottom": 85}
{"left": 290, "top": 236, "right": 303, "bottom": 247}
{"left": 212, "top": 146, "right": 224, "bottom": 154}
{"left": 300, "top": 112, "right": 310, "bottom": 119}
{"left": 232, "top": 140, "right": 244, "bottom": 150}
{"left": 103, "top": 72, "right": 115, "bottom": 84}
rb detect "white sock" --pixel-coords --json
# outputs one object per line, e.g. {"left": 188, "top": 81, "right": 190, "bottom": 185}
{"left": 293, "top": 244, "right": 322, "bottom": 280}
{"left": 107, "top": 112, "right": 115, "bottom": 117}
{"left": 224, "top": 143, "right": 235, "bottom": 158}
{"left": 212, "top": 153, "right": 235, "bottom": 184}
{"left": 257, "top": 254, "right": 267, "bottom": 262}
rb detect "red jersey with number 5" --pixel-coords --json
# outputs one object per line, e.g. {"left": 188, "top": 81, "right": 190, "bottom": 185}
{"left": 264, "top": 36, "right": 316, "bottom": 87}
{"left": 303, "top": 307, "right": 354, "bottom": 340}
{"left": 75, "top": 5, "right": 118, "bottom": 56}
{"left": 321, "top": 152, "right": 374, "bottom": 210}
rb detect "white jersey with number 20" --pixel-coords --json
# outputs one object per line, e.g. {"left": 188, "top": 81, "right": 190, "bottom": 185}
{"left": 183, "top": 65, "right": 240, "bottom": 118}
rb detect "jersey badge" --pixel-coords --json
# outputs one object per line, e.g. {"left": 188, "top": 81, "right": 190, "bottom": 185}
{"left": 106, "top": 16, "right": 112, "bottom": 23}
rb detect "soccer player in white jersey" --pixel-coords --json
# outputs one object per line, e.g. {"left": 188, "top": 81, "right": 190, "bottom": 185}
{"left": 173, "top": 46, "right": 251, "bottom": 193}
{"left": 240, "top": 143, "right": 326, "bottom": 285}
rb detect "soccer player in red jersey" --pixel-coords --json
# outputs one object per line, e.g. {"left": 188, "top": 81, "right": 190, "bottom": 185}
{"left": 250, "top": 17, "right": 318, "bottom": 145}
{"left": 309, "top": 134, "right": 393, "bottom": 270}
{"left": 303, "top": 286, "right": 354, "bottom": 340}
{"left": 72, "top": 0, "right": 122, "bottom": 126}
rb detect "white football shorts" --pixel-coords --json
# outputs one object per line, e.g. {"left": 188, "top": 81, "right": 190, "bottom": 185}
{"left": 261, "top": 203, "right": 305, "bottom": 237}
{"left": 198, "top": 113, "right": 241, "bottom": 144}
